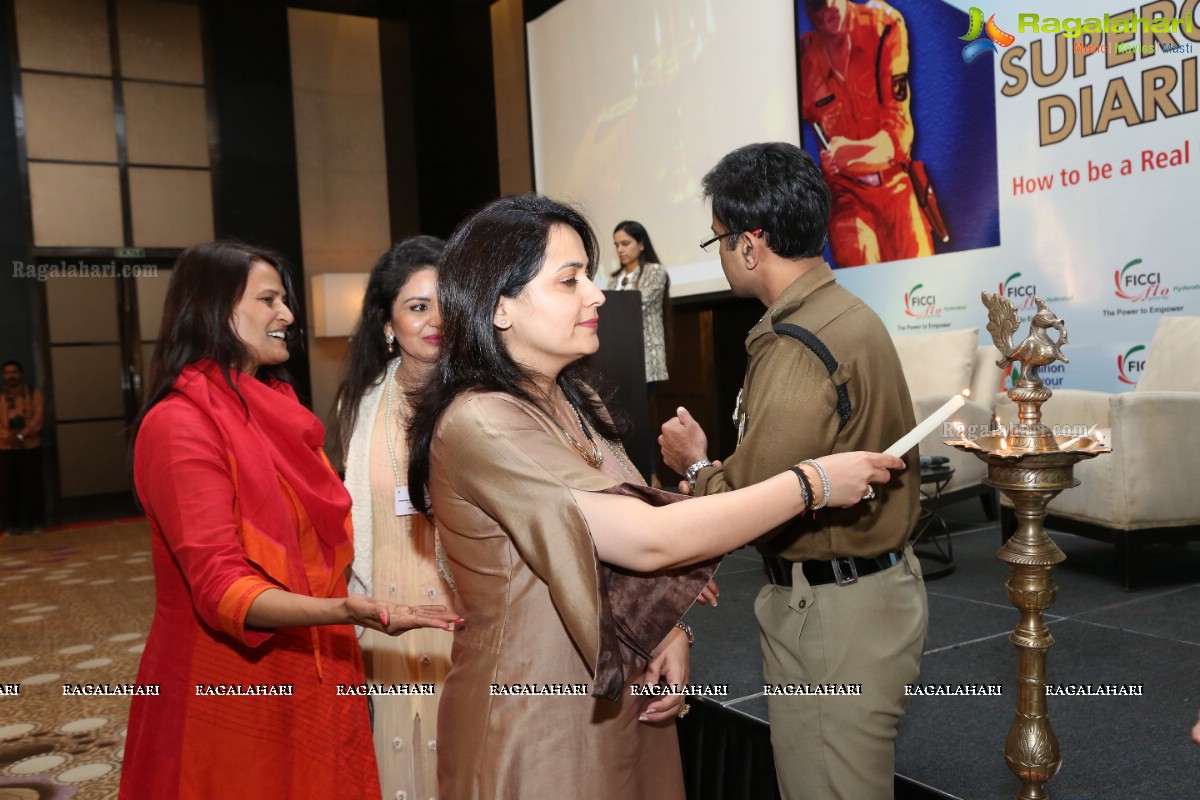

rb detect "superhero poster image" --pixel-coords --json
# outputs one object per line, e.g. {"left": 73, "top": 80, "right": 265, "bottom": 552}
{"left": 797, "top": 0, "right": 1001, "bottom": 268}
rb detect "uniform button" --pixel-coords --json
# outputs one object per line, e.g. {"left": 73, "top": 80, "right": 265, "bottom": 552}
{"left": 393, "top": 737, "right": 404, "bottom": 750}
{"left": 389, "top": 584, "right": 396, "bottom": 595}
{"left": 427, "top": 740, "right": 437, "bottom": 751}
{"left": 421, "top": 656, "right": 431, "bottom": 666}
{"left": 395, "top": 792, "right": 406, "bottom": 800}
{"left": 426, "top": 588, "right": 437, "bottom": 599}
{"left": 798, "top": 599, "right": 807, "bottom": 609}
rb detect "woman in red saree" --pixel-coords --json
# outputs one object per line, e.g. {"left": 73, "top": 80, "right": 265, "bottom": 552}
{"left": 119, "top": 241, "right": 460, "bottom": 799}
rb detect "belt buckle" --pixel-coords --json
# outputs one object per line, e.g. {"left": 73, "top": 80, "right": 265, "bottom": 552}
{"left": 831, "top": 557, "right": 858, "bottom": 586}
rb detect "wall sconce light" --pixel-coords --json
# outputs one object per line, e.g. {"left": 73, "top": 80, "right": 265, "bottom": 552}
{"left": 310, "top": 273, "right": 370, "bottom": 337}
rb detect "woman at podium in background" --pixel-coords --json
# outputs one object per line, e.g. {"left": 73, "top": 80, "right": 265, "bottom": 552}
{"left": 334, "top": 236, "right": 457, "bottom": 800}
{"left": 607, "top": 220, "right": 669, "bottom": 485}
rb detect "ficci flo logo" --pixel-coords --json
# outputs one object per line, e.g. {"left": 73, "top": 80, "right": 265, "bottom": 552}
{"left": 1003, "top": 361, "right": 1067, "bottom": 391}
{"left": 960, "top": 7, "right": 1015, "bottom": 63}
{"left": 904, "top": 283, "right": 941, "bottom": 318}
{"left": 999, "top": 272, "right": 1039, "bottom": 309}
{"left": 1114, "top": 258, "right": 1168, "bottom": 302}
{"left": 1117, "top": 345, "right": 1146, "bottom": 385}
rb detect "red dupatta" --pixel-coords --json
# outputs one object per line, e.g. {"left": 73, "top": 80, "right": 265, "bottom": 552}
{"left": 173, "top": 361, "right": 353, "bottom": 600}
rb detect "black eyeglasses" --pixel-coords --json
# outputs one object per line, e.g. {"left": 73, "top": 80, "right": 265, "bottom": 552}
{"left": 699, "top": 232, "right": 739, "bottom": 252}
{"left": 699, "top": 228, "right": 763, "bottom": 252}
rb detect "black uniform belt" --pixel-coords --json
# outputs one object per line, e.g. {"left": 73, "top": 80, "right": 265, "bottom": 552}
{"left": 763, "top": 551, "right": 903, "bottom": 588}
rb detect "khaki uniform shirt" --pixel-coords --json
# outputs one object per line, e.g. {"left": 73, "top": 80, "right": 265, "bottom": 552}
{"left": 694, "top": 264, "right": 919, "bottom": 561}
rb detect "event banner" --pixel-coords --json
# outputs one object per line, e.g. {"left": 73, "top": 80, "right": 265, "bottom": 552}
{"left": 795, "top": 0, "right": 1198, "bottom": 392}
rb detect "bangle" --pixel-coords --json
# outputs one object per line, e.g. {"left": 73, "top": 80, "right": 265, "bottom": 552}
{"left": 788, "top": 465, "right": 813, "bottom": 511}
{"left": 800, "top": 459, "right": 831, "bottom": 510}
{"left": 674, "top": 621, "right": 694, "bottom": 647}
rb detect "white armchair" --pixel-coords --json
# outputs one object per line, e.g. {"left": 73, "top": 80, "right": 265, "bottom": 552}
{"left": 892, "top": 329, "right": 1004, "bottom": 517}
{"left": 996, "top": 316, "right": 1200, "bottom": 589}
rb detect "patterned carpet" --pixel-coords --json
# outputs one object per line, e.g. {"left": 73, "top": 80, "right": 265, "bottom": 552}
{"left": 0, "top": 521, "right": 154, "bottom": 800}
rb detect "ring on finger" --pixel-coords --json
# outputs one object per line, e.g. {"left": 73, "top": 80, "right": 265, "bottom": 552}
{"left": 677, "top": 703, "right": 691, "bottom": 719}
{"left": 863, "top": 485, "right": 876, "bottom": 501}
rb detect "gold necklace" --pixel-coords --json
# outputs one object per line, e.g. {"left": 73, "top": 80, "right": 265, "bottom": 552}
{"left": 599, "top": 435, "right": 635, "bottom": 477}
{"left": 547, "top": 401, "right": 604, "bottom": 468}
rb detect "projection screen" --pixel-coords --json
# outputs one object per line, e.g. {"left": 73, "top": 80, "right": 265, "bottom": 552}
{"left": 527, "top": 0, "right": 800, "bottom": 296}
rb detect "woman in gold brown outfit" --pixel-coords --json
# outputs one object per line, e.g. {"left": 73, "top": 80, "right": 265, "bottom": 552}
{"left": 406, "top": 196, "right": 901, "bottom": 799}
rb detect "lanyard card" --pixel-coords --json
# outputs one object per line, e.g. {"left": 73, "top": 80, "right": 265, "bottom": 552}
{"left": 395, "top": 486, "right": 417, "bottom": 516}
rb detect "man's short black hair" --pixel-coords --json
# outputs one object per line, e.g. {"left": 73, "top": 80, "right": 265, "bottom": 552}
{"left": 2, "top": 360, "right": 23, "bottom": 373}
{"left": 702, "top": 142, "right": 831, "bottom": 260}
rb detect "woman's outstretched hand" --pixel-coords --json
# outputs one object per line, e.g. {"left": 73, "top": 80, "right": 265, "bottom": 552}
{"left": 346, "top": 595, "right": 464, "bottom": 635}
{"left": 809, "top": 451, "right": 906, "bottom": 508}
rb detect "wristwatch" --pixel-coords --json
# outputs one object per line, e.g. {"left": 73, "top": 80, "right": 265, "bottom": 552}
{"left": 684, "top": 459, "right": 713, "bottom": 489}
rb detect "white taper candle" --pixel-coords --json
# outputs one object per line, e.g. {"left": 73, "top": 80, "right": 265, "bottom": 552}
{"left": 884, "top": 393, "right": 967, "bottom": 457}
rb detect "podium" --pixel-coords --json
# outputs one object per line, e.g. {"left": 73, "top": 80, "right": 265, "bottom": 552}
{"left": 592, "top": 290, "right": 652, "bottom": 479}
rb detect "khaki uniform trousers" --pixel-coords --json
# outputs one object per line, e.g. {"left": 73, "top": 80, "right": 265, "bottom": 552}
{"left": 755, "top": 545, "right": 928, "bottom": 800}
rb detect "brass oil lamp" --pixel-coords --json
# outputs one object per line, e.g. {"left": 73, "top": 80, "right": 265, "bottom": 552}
{"left": 947, "top": 292, "right": 1111, "bottom": 800}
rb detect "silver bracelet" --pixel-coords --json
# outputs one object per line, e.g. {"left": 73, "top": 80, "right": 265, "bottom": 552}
{"left": 801, "top": 459, "right": 831, "bottom": 510}
{"left": 674, "top": 620, "right": 694, "bottom": 646}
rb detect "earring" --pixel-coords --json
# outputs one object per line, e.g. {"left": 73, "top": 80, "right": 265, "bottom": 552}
{"left": 497, "top": 319, "right": 510, "bottom": 329}
{"left": 386, "top": 332, "right": 396, "bottom": 354}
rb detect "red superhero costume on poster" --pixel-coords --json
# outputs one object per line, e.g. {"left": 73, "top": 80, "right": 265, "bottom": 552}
{"left": 799, "top": 0, "right": 943, "bottom": 267}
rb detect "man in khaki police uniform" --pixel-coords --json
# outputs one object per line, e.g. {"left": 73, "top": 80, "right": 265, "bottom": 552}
{"left": 660, "top": 142, "right": 927, "bottom": 800}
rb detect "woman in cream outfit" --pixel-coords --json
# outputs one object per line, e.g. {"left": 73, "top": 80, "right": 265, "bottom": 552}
{"left": 335, "top": 236, "right": 455, "bottom": 800}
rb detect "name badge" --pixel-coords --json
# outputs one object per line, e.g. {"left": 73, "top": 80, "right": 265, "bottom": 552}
{"left": 395, "top": 486, "right": 417, "bottom": 516}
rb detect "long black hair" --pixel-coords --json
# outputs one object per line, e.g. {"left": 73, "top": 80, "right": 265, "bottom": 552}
{"left": 331, "top": 235, "right": 444, "bottom": 459}
{"left": 609, "top": 220, "right": 662, "bottom": 285}
{"left": 407, "top": 195, "right": 621, "bottom": 514}
{"left": 131, "top": 241, "right": 299, "bottom": 451}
